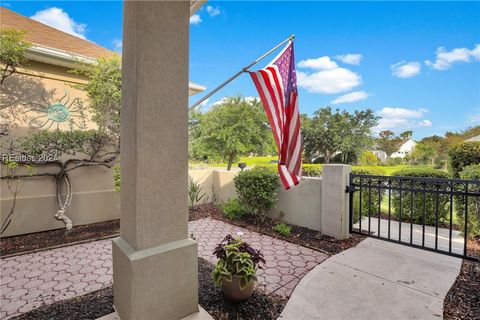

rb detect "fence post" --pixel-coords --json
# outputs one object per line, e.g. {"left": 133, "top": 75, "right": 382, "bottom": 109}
{"left": 321, "top": 164, "right": 351, "bottom": 239}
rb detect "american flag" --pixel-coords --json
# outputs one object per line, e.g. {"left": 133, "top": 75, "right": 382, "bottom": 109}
{"left": 249, "top": 42, "right": 302, "bottom": 189}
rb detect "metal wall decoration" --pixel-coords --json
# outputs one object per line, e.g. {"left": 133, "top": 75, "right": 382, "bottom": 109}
{"left": 25, "top": 90, "right": 86, "bottom": 130}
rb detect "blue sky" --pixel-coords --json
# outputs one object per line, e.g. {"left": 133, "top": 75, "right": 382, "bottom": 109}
{"left": 5, "top": 1, "right": 480, "bottom": 139}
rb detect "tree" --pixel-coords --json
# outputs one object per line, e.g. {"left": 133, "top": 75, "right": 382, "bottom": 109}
{"left": 0, "top": 29, "right": 31, "bottom": 85}
{"left": 410, "top": 142, "right": 437, "bottom": 164}
{"left": 400, "top": 130, "right": 413, "bottom": 140}
{"left": 191, "top": 96, "right": 273, "bottom": 170}
{"left": 1, "top": 130, "right": 117, "bottom": 230}
{"left": 376, "top": 130, "right": 403, "bottom": 159}
{"left": 303, "top": 107, "right": 378, "bottom": 164}
{"left": 72, "top": 56, "right": 122, "bottom": 140}
{"left": 1, "top": 56, "right": 121, "bottom": 232}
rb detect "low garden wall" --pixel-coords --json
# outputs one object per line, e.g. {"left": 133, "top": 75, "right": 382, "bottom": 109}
{"left": 189, "top": 169, "right": 323, "bottom": 231}
{"left": 1, "top": 167, "right": 344, "bottom": 238}
{"left": 0, "top": 166, "right": 119, "bottom": 238}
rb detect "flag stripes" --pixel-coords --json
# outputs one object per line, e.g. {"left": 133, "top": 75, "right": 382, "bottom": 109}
{"left": 249, "top": 42, "right": 302, "bottom": 189}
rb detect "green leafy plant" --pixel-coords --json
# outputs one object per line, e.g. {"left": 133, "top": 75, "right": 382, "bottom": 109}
{"left": 1, "top": 129, "right": 117, "bottom": 231}
{"left": 188, "top": 179, "right": 209, "bottom": 209}
{"left": 212, "top": 235, "right": 265, "bottom": 290}
{"left": 221, "top": 198, "right": 246, "bottom": 220}
{"left": 448, "top": 142, "right": 480, "bottom": 177}
{"left": 391, "top": 168, "right": 451, "bottom": 225}
{"left": 234, "top": 167, "right": 280, "bottom": 217}
{"left": 359, "top": 151, "right": 379, "bottom": 166}
{"left": 457, "top": 164, "right": 480, "bottom": 238}
{"left": 273, "top": 222, "right": 292, "bottom": 236}
{"left": 0, "top": 29, "right": 31, "bottom": 85}
{"left": 302, "top": 164, "right": 322, "bottom": 177}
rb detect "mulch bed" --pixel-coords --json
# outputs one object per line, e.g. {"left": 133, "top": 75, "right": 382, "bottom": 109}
{"left": 15, "top": 258, "right": 286, "bottom": 320}
{"left": 444, "top": 260, "right": 480, "bottom": 320}
{"left": 13, "top": 287, "right": 114, "bottom": 320}
{"left": 0, "top": 220, "right": 119, "bottom": 257}
{"left": 190, "top": 203, "right": 365, "bottom": 255}
{"left": 198, "top": 257, "right": 287, "bottom": 320}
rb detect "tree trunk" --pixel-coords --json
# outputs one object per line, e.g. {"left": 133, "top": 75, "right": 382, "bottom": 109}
{"left": 227, "top": 153, "right": 235, "bottom": 171}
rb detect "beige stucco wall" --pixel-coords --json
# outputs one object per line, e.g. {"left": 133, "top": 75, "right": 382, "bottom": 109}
{"left": 192, "top": 170, "right": 323, "bottom": 232}
{"left": 1, "top": 60, "right": 118, "bottom": 238}
{"left": 1, "top": 168, "right": 324, "bottom": 237}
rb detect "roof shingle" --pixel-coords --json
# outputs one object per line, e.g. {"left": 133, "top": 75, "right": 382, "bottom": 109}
{"left": 1, "top": 7, "right": 114, "bottom": 59}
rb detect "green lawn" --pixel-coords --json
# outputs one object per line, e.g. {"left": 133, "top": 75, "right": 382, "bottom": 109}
{"left": 377, "top": 165, "right": 435, "bottom": 176}
{"left": 190, "top": 157, "right": 437, "bottom": 176}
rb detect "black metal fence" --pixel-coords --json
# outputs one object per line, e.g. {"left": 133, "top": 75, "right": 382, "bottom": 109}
{"left": 347, "top": 173, "right": 480, "bottom": 262}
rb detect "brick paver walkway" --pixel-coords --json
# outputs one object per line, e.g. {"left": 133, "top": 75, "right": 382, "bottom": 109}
{"left": 190, "top": 218, "right": 328, "bottom": 297}
{"left": 1, "top": 218, "right": 328, "bottom": 319}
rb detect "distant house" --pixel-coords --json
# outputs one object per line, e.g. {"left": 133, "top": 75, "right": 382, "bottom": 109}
{"left": 465, "top": 135, "right": 480, "bottom": 142}
{"left": 371, "top": 138, "right": 417, "bottom": 161}
{"left": 391, "top": 139, "right": 417, "bottom": 158}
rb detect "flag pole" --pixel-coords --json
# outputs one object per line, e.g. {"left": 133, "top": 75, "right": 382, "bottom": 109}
{"left": 189, "top": 34, "right": 294, "bottom": 111}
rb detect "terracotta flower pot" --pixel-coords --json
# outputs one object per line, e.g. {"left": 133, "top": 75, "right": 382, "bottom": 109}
{"left": 221, "top": 276, "right": 255, "bottom": 302}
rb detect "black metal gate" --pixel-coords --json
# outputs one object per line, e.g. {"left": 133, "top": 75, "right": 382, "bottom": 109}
{"left": 347, "top": 173, "right": 479, "bottom": 262}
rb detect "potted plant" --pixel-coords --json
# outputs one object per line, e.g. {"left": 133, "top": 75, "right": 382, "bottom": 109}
{"left": 212, "top": 235, "right": 265, "bottom": 302}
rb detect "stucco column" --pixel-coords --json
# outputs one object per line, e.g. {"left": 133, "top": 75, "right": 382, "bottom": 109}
{"left": 321, "top": 164, "right": 351, "bottom": 239}
{"left": 112, "top": 1, "right": 198, "bottom": 319}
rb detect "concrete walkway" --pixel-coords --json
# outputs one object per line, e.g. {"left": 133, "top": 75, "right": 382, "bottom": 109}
{"left": 1, "top": 218, "right": 327, "bottom": 319}
{"left": 354, "top": 217, "right": 464, "bottom": 255}
{"left": 280, "top": 237, "right": 462, "bottom": 320}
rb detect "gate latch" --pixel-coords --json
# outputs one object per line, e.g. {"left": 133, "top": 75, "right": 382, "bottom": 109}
{"left": 345, "top": 185, "right": 356, "bottom": 194}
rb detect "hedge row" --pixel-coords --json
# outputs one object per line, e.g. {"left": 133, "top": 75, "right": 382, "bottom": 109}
{"left": 390, "top": 168, "right": 451, "bottom": 225}
{"left": 448, "top": 142, "right": 480, "bottom": 177}
{"left": 458, "top": 164, "right": 480, "bottom": 238}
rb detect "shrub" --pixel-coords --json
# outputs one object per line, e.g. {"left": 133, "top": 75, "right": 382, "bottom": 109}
{"left": 448, "top": 142, "right": 480, "bottom": 177}
{"left": 391, "top": 168, "right": 451, "bottom": 225}
{"left": 458, "top": 164, "right": 480, "bottom": 238}
{"left": 212, "top": 235, "right": 265, "bottom": 290}
{"left": 351, "top": 167, "right": 386, "bottom": 224}
{"left": 256, "top": 164, "right": 322, "bottom": 177}
{"left": 221, "top": 198, "right": 246, "bottom": 220}
{"left": 302, "top": 164, "right": 322, "bottom": 177}
{"left": 273, "top": 222, "right": 292, "bottom": 236}
{"left": 254, "top": 164, "right": 277, "bottom": 174}
{"left": 359, "top": 151, "right": 379, "bottom": 166}
{"left": 234, "top": 167, "right": 280, "bottom": 216}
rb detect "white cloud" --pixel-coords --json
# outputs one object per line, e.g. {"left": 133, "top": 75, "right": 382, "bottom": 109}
{"left": 206, "top": 6, "right": 221, "bottom": 17}
{"left": 471, "top": 114, "right": 480, "bottom": 123}
{"left": 298, "top": 56, "right": 338, "bottom": 70}
{"left": 335, "top": 53, "right": 362, "bottom": 65}
{"left": 425, "top": 44, "right": 480, "bottom": 70}
{"left": 391, "top": 61, "right": 421, "bottom": 78}
{"left": 113, "top": 39, "right": 122, "bottom": 53}
{"left": 374, "top": 107, "right": 432, "bottom": 132}
{"left": 331, "top": 91, "right": 369, "bottom": 105}
{"left": 297, "top": 56, "right": 362, "bottom": 94}
{"left": 419, "top": 120, "right": 433, "bottom": 127}
{"left": 31, "top": 7, "right": 87, "bottom": 39}
{"left": 190, "top": 14, "right": 202, "bottom": 25}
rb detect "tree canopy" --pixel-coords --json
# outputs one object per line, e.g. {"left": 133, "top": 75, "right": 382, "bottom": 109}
{"left": 72, "top": 56, "right": 122, "bottom": 140}
{"left": 190, "top": 96, "right": 275, "bottom": 170}
{"left": 376, "top": 130, "right": 403, "bottom": 159}
{"left": 0, "top": 29, "right": 31, "bottom": 85}
{"left": 302, "top": 107, "right": 378, "bottom": 164}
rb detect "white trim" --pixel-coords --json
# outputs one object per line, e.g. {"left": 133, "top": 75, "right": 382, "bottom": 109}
{"left": 26, "top": 45, "right": 96, "bottom": 69}
{"left": 26, "top": 45, "right": 206, "bottom": 95}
